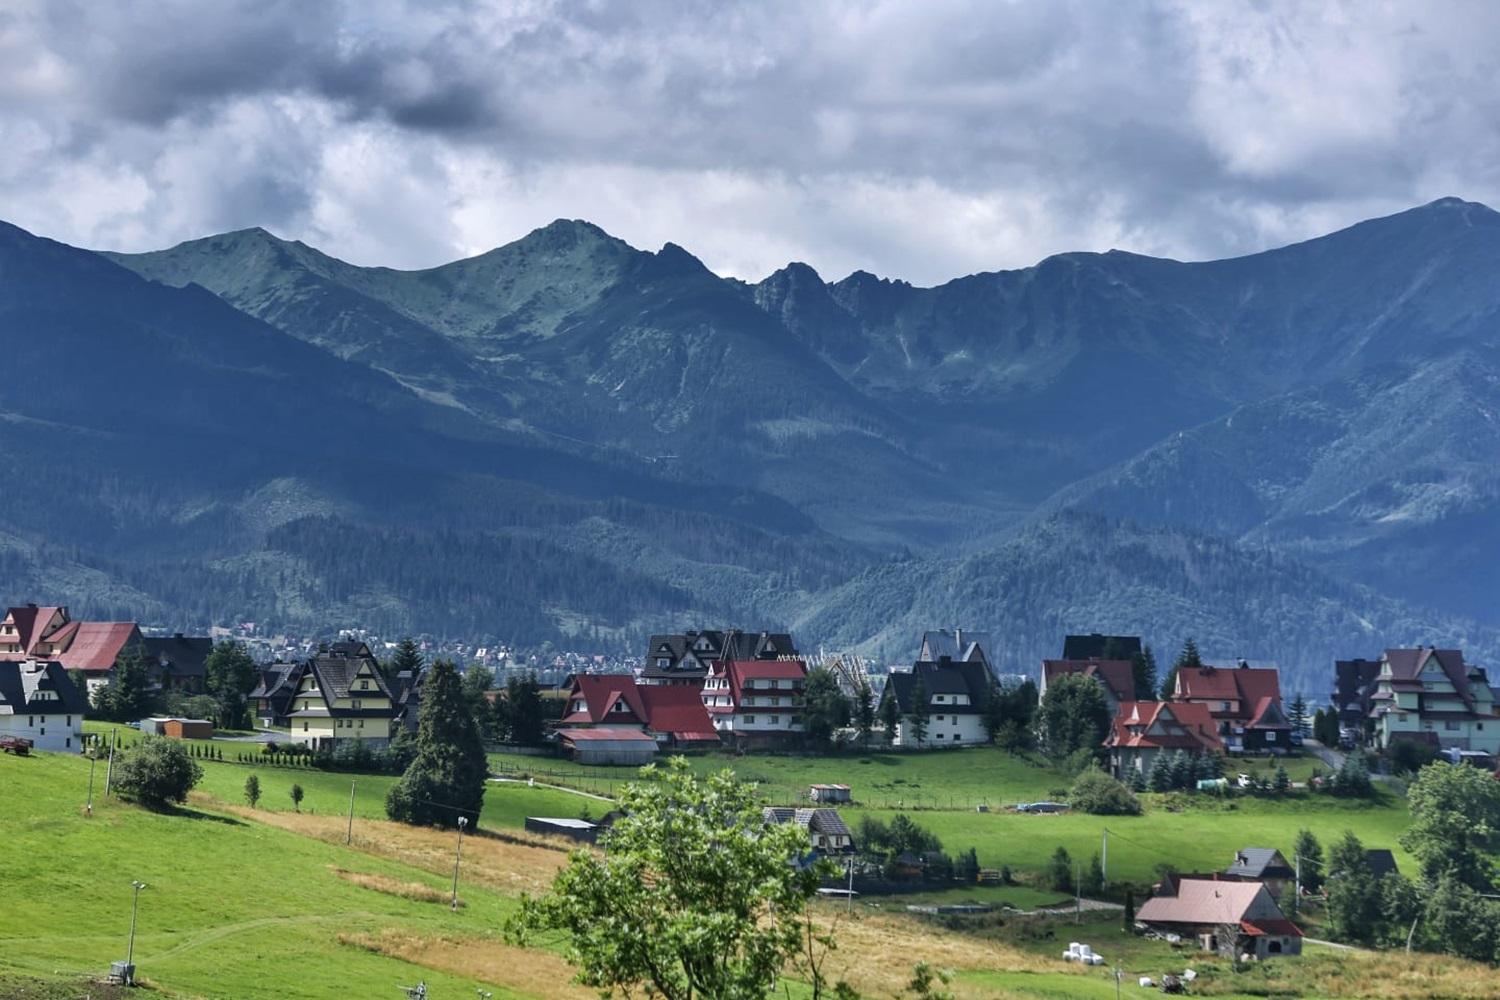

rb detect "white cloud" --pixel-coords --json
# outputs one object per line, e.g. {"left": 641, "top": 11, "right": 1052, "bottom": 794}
{"left": 4, "top": 1, "right": 1500, "bottom": 283}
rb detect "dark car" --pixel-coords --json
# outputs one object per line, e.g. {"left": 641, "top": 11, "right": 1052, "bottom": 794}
{"left": 1016, "top": 801, "right": 1068, "bottom": 813}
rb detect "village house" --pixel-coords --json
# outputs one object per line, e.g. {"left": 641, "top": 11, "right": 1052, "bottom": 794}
{"left": 1041, "top": 657, "right": 1136, "bottom": 715}
{"left": 1367, "top": 647, "right": 1499, "bottom": 754}
{"left": 918, "top": 629, "right": 993, "bottom": 669}
{"left": 878, "top": 656, "right": 991, "bottom": 747}
{"left": 286, "top": 641, "right": 396, "bottom": 750}
{"left": 389, "top": 665, "right": 426, "bottom": 733}
{"left": 0, "top": 604, "right": 143, "bottom": 696}
{"left": 1104, "top": 701, "right": 1223, "bottom": 781}
{"left": 639, "top": 629, "right": 797, "bottom": 687}
{"left": 1171, "top": 663, "right": 1291, "bottom": 752}
{"left": 0, "top": 659, "right": 87, "bottom": 752}
{"left": 1062, "top": 633, "right": 1142, "bottom": 661}
{"left": 702, "top": 658, "right": 809, "bottom": 746}
{"left": 141, "top": 633, "right": 214, "bottom": 694}
{"left": 1136, "top": 874, "right": 1303, "bottom": 959}
{"left": 249, "top": 661, "right": 304, "bottom": 728}
{"left": 1222, "top": 848, "right": 1296, "bottom": 901}
{"left": 762, "top": 807, "right": 855, "bottom": 854}
{"left": 558, "top": 674, "right": 720, "bottom": 748}
{"left": 1332, "top": 657, "right": 1382, "bottom": 733}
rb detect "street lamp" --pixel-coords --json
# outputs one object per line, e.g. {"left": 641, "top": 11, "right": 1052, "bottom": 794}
{"left": 450, "top": 815, "right": 469, "bottom": 910}
{"left": 125, "top": 880, "right": 147, "bottom": 984}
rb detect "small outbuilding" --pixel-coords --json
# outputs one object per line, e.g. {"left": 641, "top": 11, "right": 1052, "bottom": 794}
{"left": 557, "top": 726, "right": 659, "bottom": 765}
{"left": 162, "top": 718, "right": 214, "bottom": 740}
{"left": 525, "top": 817, "right": 600, "bottom": 844}
{"left": 809, "top": 783, "right": 852, "bottom": 803}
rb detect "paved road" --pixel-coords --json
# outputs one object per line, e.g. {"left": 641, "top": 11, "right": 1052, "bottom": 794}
{"left": 1304, "top": 739, "right": 1346, "bottom": 771}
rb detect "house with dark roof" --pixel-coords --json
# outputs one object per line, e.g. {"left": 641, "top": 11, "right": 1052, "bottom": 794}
{"left": 1136, "top": 874, "right": 1302, "bottom": 959}
{"left": 1171, "top": 663, "right": 1291, "bottom": 752}
{"left": 390, "top": 666, "right": 426, "bottom": 733}
{"left": 0, "top": 604, "right": 143, "bottom": 697}
{"left": 286, "top": 641, "right": 396, "bottom": 750}
{"left": 639, "top": 629, "right": 797, "bottom": 687}
{"left": 1062, "top": 634, "right": 1142, "bottom": 661}
{"left": 142, "top": 633, "right": 214, "bottom": 694}
{"left": 702, "top": 658, "right": 809, "bottom": 747}
{"left": 918, "top": 629, "right": 992, "bottom": 668}
{"left": 560, "top": 674, "right": 720, "bottom": 748}
{"left": 762, "top": 807, "right": 855, "bottom": 854}
{"left": 1363, "top": 849, "right": 1399, "bottom": 881}
{"left": 1332, "top": 657, "right": 1382, "bottom": 731}
{"left": 1223, "top": 848, "right": 1296, "bottom": 901}
{"left": 1041, "top": 658, "right": 1136, "bottom": 715}
{"left": 877, "top": 657, "right": 991, "bottom": 748}
{"left": 249, "top": 662, "right": 304, "bottom": 728}
{"left": 1368, "top": 647, "right": 1499, "bottom": 754}
{"left": 1105, "top": 701, "right": 1223, "bottom": 781}
{"left": 0, "top": 659, "right": 88, "bottom": 752}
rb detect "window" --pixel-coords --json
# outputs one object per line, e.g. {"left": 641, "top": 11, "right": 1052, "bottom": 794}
{"left": 352, "top": 699, "right": 362, "bottom": 710}
{"left": 66, "top": 715, "right": 71, "bottom": 726}
{"left": 1265, "top": 731, "right": 1276, "bottom": 743}
{"left": 28, "top": 716, "right": 33, "bottom": 727}
{"left": 1398, "top": 713, "right": 1408, "bottom": 722}
{"left": 744, "top": 715, "right": 756, "bottom": 724}
{"left": 936, "top": 715, "right": 945, "bottom": 721}
{"left": 358, "top": 720, "right": 364, "bottom": 729}
{"left": 303, "top": 722, "right": 309, "bottom": 731}
{"left": 1445, "top": 721, "right": 1460, "bottom": 731}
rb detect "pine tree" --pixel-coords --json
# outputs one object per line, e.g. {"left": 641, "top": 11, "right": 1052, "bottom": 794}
{"left": 1127, "top": 765, "right": 1147, "bottom": 793}
{"left": 505, "top": 672, "right": 547, "bottom": 747}
{"left": 244, "top": 773, "right": 261, "bottom": 808}
{"left": 204, "top": 640, "right": 257, "bottom": 730}
{"left": 386, "top": 660, "right": 488, "bottom": 829}
{"left": 1273, "top": 764, "right": 1291, "bottom": 795}
{"left": 1168, "top": 749, "right": 1192, "bottom": 790}
{"left": 1048, "top": 846, "right": 1074, "bottom": 892}
{"left": 92, "top": 646, "right": 155, "bottom": 722}
{"left": 1084, "top": 852, "right": 1105, "bottom": 895}
{"left": 879, "top": 689, "right": 900, "bottom": 745}
{"left": 1176, "top": 638, "right": 1203, "bottom": 670}
{"left": 1130, "top": 646, "right": 1158, "bottom": 700}
{"left": 1294, "top": 829, "right": 1324, "bottom": 895}
{"left": 906, "top": 677, "right": 931, "bottom": 746}
{"left": 1123, "top": 889, "right": 1136, "bottom": 930}
{"left": 1147, "top": 751, "right": 1173, "bottom": 792}
{"left": 853, "top": 678, "right": 876, "bottom": 747}
{"left": 386, "top": 637, "right": 424, "bottom": 685}
{"left": 1288, "top": 693, "right": 1310, "bottom": 736}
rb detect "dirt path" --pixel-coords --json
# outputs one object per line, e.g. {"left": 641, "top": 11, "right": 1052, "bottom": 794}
{"left": 489, "top": 776, "right": 615, "bottom": 802}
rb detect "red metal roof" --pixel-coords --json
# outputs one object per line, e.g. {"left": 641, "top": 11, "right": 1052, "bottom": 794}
{"left": 638, "top": 684, "right": 717, "bottom": 738}
{"left": 1174, "top": 666, "right": 1282, "bottom": 721}
{"left": 1042, "top": 659, "right": 1135, "bottom": 703}
{"left": 62, "top": 622, "right": 144, "bottom": 671}
{"left": 1240, "top": 918, "right": 1303, "bottom": 937}
{"left": 558, "top": 727, "right": 656, "bottom": 743}
{"left": 1107, "top": 700, "right": 1224, "bottom": 752}
{"left": 563, "top": 674, "right": 717, "bottom": 739}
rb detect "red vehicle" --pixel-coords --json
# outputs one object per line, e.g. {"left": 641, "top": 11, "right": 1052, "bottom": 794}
{"left": 0, "top": 736, "right": 34, "bottom": 756}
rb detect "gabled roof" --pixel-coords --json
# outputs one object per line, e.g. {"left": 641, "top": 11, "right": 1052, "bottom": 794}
{"left": 883, "top": 658, "right": 990, "bottom": 715}
{"left": 1137, "top": 877, "right": 1287, "bottom": 928}
{"left": 1383, "top": 648, "right": 1476, "bottom": 709}
{"left": 57, "top": 622, "right": 143, "bottom": 672}
{"left": 142, "top": 634, "right": 214, "bottom": 679}
{"left": 1225, "top": 848, "right": 1294, "bottom": 880}
{"left": 562, "top": 674, "right": 718, "bottom": 739}
{"left": 1106, "top": 701, "right": 1223, "bottom": 753}
{"left": 1365, "top": 849, "right": 1399, "bottom": 880}
{"left": 250, "top": 662, "right": 303, "bottom": 700}
{"left": 1245, "top": 696, "right": 1292, "bottom": 731}
{"left": 920, "top": 629, "right": 992, "bottom": 665}
{"left": 0, "top": 660, "right": 89, "bottom": 716}
{"left": 1062, "top": 634, "right": 1142, "bottom": 660}
{"left": 762, "top": 807, "right": 853, "bottom": 839}
{"left": 1174, "top": 665, "right": 1282, "bottom": 719}
{"left": 1043, "top": 659, "right": 1135, "bottom": 703}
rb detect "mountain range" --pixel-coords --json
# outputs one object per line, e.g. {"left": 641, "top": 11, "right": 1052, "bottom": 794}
{"left": 4, "top": 197, "right": 1500, "bottom": 691}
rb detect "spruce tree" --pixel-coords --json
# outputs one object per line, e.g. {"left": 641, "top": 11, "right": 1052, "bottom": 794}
{"left": 93, "top": 646, "right": 155, "bottom": 722}
{"left": 204, "top": 640, "right": 257, "bottom": 730}
{"left": 386, "top": 660, "right": 488, "bottom": 829}
{"left": 1147, "top": 751, "right": 1173, "bottom": 792}
{"left": 879, "top": 689, "right": 900, "bottom": 744}
{"left": 1049, "top": 846, "right": 1074, "bottom": 892}
{"left": 505, "top": 672, "right": 547, "bottom": 747}
{"left": 906, "top": 677, "right": 931, "bottom": 746}
{"left": 1288, "top": 693, "right": 1310, "bottom": 736}
{"left": 853, "top": 678, "right": 876, "bottom": 747}
{"left": 386, "top": 637, "right": 424, "bottom": 684}
{"left": 1130, "top": 646, "right": 1158, "bottom": 700}
{"left": 1273, "top": 764, "right": 1291, "bottom": 796}
{"left": 1294, "top": 829, "right": 1324, "bottom": 894}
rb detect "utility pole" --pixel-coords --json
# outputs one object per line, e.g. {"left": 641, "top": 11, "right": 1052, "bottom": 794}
{"left": 125, "top": 880, "right": 147, "bottom": 985}
{"left": 450, "top": 815, "right": 469, "bottom": 910}
{"left": 346, "top": 780, "right": 356, "bottom": 845}
{"left": 1293, "top": 853, "right": 1301, "bottom": 915}
{"left": 846, "top": 855, "right": 855, "bottom": 915}
{"left": 1075, "top": 860, "right": 1082, "bottom": 923}
{"left": 104, "top": 730, "right": 117, "bottom": 798}
{"left": 86, "top": 748, "right": 97, "bottom": 817}
{"left": 1101, "top": 828, "right": 1108, "bottom": 887}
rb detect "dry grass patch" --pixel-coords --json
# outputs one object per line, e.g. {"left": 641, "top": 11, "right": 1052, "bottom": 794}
{"left": 329, "top": 866, "right": 455, "bottom": 905}
{"left": 212, "top": 801, "right": 570, "bottom": 895}
{"left": 807, "top": 906, "right": 1066, "bottom": 999}
{"left": 1204, "top": 947, "right": 1500, "bottom": 999}
{"left": 341, "top": 930, "right": 595, "bottom": 1000}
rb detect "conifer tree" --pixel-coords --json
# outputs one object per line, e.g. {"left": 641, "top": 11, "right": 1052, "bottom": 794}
{"left": 1294, "top": 829, "right": 1324, "bottom": 894}
{"left": 1147, "top": 751, "right": 1173, "bottom": 792}
{"left": 879, "top": 689, "right": 900, "bottom": 744}
{"left": 906, "top": 677, "right": 931, "bottom": 746}
{"left": 386, "top": 660, "right": 488, "bottom": 829}
{"left": 853, "top": 678, "right": 876, "bottom": 747}
{"left": 1130, "top": 646, "right": 1158, "bottom": 700}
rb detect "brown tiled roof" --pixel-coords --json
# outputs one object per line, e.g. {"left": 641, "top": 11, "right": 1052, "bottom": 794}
{"left": 1043, "top": 659, "right": 1134, "bottom": 703}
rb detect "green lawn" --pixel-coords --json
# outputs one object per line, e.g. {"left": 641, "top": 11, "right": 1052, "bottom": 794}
{"left": 0, "top": 751, "right": 532, "bottom": 1000}
{"left": 873, "top": 884, "right": 1071, "bottom": 910}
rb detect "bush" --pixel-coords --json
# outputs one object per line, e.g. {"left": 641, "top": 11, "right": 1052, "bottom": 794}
{"left": 1069, "top": 767, "right": 1142, "bottom": 815}
{"left": 113, "top": 738, "right": 202, "bottom": 808}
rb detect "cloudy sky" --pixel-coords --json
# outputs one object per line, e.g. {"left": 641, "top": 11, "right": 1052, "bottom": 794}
{"left": 5, "top": 0, "right": 1500, "bottom": 284}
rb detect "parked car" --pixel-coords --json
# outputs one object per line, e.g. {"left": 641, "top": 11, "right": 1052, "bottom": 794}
{"left": 1235, "top": 773, "right": 1253, "bottom": 788}
{"left": 1289, "top": 731, "right": 1304, "bottom": 747}
{"left": 1016, "top": 801, "right": 1069, "bottom": 813}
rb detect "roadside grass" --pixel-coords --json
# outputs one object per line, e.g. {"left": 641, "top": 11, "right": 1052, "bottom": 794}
{"left": 865, "top": 885, "right": 1072, "bottom": 910}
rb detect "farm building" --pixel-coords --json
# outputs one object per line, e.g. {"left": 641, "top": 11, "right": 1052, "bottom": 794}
{"left": 1136, "top": 874, "right": 1302, "bottom": 959}
{"left": 1223, "top": 848, "right": 1296, "bottom": 901}
{"left": 525, "top": 817, "right": 600, "bottom": 844}
{"left": 809, "top": 783, "right": 851, "bottom": 803}
{"left": 557, "top": 727, "right": 659, "bottom": 765}
{"left": 163, "top": 718, "right": 214, "bottom": 740}
{"left": 0, "top": 659, "right": 87, "bottom": 752}
{"left": 762, "top": 807, "right": 855, "bottom": 854}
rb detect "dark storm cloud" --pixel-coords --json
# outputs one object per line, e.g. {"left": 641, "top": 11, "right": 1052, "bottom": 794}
{"left": 5, "top": 0, "right": 1500, "bottom": 282}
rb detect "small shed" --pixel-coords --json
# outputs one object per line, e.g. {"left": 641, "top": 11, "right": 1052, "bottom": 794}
{"left": 163, "top": 718, "right": 214, "bottom": 740}
{"left": 809, "top": 783, "right": 852, "bottom": 804}
{"left": 525, "top": 817, "right": 600, "bottom": 844}
{"left": 138, "top": 717, "right": 171, "bottom": 735}
{"left": 557, "top": 726, "right": 659, "bottom": 765}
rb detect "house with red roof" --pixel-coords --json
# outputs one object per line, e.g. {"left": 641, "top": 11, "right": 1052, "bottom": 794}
{"left": 1368, "top": 647, "right": 1499, "bottom": 754}
{"left": 1170, "top": 663, "right": 1291, "bottom": 753}
{"left": 1041, "top": 658, "right": 1136, "bottom": 715}
{"left": 1104, "top": 700, "right": 1223, "bottom": 782}
{"left": 560, "top": 674, "right": 721, "bottom": 749}
{"left": 701, "top": 658, "right": 808, "bottom": 747}
{"left": 1136, "top": 873, "right": 1302, "bottom": 959}
{"left": 0, "top": 604, "right": 143, "bottom": 697}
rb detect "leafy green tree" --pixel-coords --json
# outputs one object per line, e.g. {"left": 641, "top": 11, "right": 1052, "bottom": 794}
{"left": 461, "top": 664, "right": 495, "bottom": 724}
{"left": 507, "top": 758, "right": 841, "bottom": 1000}
{"left": 203, "top": 640, "right": 258, "bottom": 730}
{"left": 1069, "top": 767, "right": 1141, "bottom": 815}
{"left": 980, "top": 679, "right": 1006, "bottom": 743}
{"left": 290, "top": 783, "right": 304, "bottom": 811}
{"left": 906, "top": 677, "right": 931, "bottom": 746}
{"left": 1048, "top": 846, "right": 1074, "bottom": 893}
{"left": 1037, "top": 673, "right": 1109, "bottom": 759}
{"left": 91, "top": 646, "right": 155, "bottom": 722}
{"left": 802, "top": 667, "right": 850, "bottom": 750}
{"left": 852, "top": 678, "right": 876, "bottom": 747}
{"left": 1420, "top": 876, "right": 1500, "bottom": 962}
{"left": 879, "top": 688, "right": 900, "bottom": 745}
{"left": 504, "top": 671, "right": 547, "bottom": 747}
{"left": 1130, "top": 646, "right": 1158, "bottom": 700}
{"left": 1293, "top": 829, "right": 1324, "bottom": 895}
{"left": 243, "top": 773, "right": 261, "bottom": 808}
{"left": 1402, "top": 761, "right": 1500, "bottom": 890}
{"left": 1379, "top": 873, "right": 1421, "bottom": 948}
{"left": 1326, "top": 832, "right": 1381, "bottom": 945}
{"left": 386, "top": 660, "right": 488, "bottom": 829}
{"left": 113, "top": 738, "right": 202, "bottom": 808}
